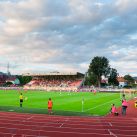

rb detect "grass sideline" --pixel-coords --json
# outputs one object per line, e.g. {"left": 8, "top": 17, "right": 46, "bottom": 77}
{"left": 0, "top": 90, "right": 129, "bottom": 116}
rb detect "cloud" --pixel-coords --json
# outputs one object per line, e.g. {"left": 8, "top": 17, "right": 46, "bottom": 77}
{"left": 0, "top": 0, "right": 137, "bottom": 76}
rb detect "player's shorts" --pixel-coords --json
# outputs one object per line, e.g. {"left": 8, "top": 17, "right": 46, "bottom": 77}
{"left": 20, "top": 99, "right": 23, "bottom": 103}
{"left": 114, "top": 112, "right": 119, "bottom": 116}
{"left": 48, "top": 107, "right": 52, "bottom": 110}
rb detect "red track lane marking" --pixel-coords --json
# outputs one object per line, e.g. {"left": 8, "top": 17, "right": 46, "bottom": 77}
{"left": 0, "top": 119, "right": 137, "bottom": 128}
{"left": 0, "top": 122, "right": 136, "bottom": 136}
{"left": 0, "top": 118, "right": 109, "bottom": 125}
{"left": 133, "top": 118, "right": 137, "bottom": 122}
{"left": 0, "top": 117, "right": 99, "bottom": 123}
{"left": 0, "top": 124, "right": 107, "bottom": 130}
{"left": 0, "top": 112, "right": 104, "bottom": 120}
{"left": 0, "top": 128, "right": 110, "bottom": 136}
{"left": 0, "top": 125, "right": 132, "bottom": 135}
{"left": 64, "top": 118, "right": 69, "bottom": 122}
{"left": 0, "top": 114, "right": 136, "bottom": 122}
{"left": 0, "top": 125, "right": 110, "bottom": 132}
{"left": 0, "top": 98, "right": 136, "bottom": 137}
{"left": 0, "top": 131, "right": 113, "bottom": 137}
{"left": 1, "top": 121, "right": 136, "bottom": 131}
{"left": 3, "top": 114, "right": 131, "bottom": 122}
{"left": 0, "top": 118, "right": 136, "bottom": 128}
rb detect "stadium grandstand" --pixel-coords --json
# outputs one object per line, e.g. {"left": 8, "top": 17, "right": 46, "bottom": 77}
{"left": 23, "top": 72, "right": 84, "bottom": 91}
{"left": 0, "top": 72, "right": 8, "bottom": 86}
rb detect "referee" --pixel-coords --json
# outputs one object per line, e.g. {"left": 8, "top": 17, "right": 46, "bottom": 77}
{"left": 19, "top": 93, "right": 23, "bottom": 107}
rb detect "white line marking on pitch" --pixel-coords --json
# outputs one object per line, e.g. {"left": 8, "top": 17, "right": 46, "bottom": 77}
{"left": 84, "top": 98, "right": 119, "bottom": 112}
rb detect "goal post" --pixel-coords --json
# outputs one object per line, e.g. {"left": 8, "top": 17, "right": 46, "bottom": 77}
{"left": 120, "top": 88, "right": 136, "bottom": 100}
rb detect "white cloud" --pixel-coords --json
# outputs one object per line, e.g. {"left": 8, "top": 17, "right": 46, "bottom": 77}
{"left": 128, "top": 33, "right": 137, "bottom": 40}
{"left": 111, "top": 60, "right": 137, "bottom": 76}
{"left": 115, "top": 0, "right": 137, "bottom": 13}
{"left": 0, "top": 0, "right": 137, "bottom": 76}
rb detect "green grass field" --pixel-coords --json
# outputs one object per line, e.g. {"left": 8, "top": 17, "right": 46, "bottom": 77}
{"left": 0, "top": 90, "right": 124, "bottom": 116}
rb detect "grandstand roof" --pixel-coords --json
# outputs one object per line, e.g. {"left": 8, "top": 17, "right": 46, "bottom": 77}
{"left": 0, "top": 72, "right": 7, "bottom": 75}
{"left": 117, "top": 77, "right": 127, "bottom": 82}
{"left": 22, "top": 72, "right": 84, "bottom": 77}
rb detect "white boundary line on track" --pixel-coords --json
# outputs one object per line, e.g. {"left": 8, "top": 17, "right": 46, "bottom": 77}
{"left": 109, "top": 122, "right": 112, "bottom": 127}
{"left": 27, "top": 116, "right": 33, "bottom": 120}
{"left": 108, "top": 129, "right": 117, "bottom": 137}
{"left": 59, "top": 123, "right": 64, "bottom": 128}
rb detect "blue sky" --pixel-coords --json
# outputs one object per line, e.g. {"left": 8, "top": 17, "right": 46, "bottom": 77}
{"left": 0, "top": 0, "right": 137, "bottom": 76}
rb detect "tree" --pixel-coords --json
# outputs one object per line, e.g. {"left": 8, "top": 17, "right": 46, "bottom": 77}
{"left": 88, "top": 56, "right": 110, "bottom": 87}
{"left": 124, "top": 74, "right": 135, "bottom": 86}
{"left": 5, "top": 82, "right": 13, "bottom": 86}
{"left": 84, "top": 71, "right": 98, "bottom": 86}
{"left": 17, "top": 75, "right": 32, "bottom": 85}
{"left": 108, "top": 68, "right": 119, "bottom": 86}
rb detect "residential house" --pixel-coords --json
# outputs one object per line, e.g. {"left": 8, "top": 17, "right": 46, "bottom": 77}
{"left": 117, "top": 77, "right": 127, "bottom": 87}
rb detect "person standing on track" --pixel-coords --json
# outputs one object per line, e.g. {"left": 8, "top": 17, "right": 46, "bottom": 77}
{"left": 48, "top": 98, "right": 53, "bottom": 115}
{"left": 19, "top": 93, "right": 23, "bottom": 107}
{"left": 121, "top": 99, "right": 128, "bottom": 116}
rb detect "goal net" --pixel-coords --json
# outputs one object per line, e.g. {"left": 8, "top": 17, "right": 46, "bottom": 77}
{"left": 120, "top": 89, "right": 137, "bottom": 100}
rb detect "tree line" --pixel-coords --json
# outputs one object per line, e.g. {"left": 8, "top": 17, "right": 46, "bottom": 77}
{"left": 84, "top": 56, "right": 136, "bottom": 87}
{"left": 15, "top": 56, "right": 136, "bottom": 88}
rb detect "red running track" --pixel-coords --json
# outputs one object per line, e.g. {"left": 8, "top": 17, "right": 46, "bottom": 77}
{"left": 0, "top": 99, "right": 136, "bottom": 137}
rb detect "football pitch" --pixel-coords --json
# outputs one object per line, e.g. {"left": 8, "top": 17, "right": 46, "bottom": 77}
{"left": 0, "top": 90, "right": 124, "bottom": 116}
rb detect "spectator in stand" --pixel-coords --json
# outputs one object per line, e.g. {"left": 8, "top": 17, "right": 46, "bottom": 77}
{"left": 48, "top": 98, "right": 53, "bottom": 114}
{"left": 25, "top": 78, "right": 82, "bottom": 91}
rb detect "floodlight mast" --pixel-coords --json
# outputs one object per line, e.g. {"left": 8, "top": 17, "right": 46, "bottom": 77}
{"left": 7, "top": 62, "right": 11, "bottom": 76}
{"left": 82, "top": 71, "right": 88, "bottom": 87}
{"left": 82, "top": 56, "right": 93, "bottom": 87}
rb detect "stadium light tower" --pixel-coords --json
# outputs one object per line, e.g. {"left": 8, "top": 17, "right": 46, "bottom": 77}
{"left": 82, "top": 71, "right": 88, "bottom": 87}
{"left": 82, "top": 56, "right": 92, "bottom": 87}
{"left": 7, "top": 63, "right": 11, "bottom": 76}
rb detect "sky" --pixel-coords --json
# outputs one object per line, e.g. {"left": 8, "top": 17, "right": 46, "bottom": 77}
{"left": 0, "top": 0, "right": 137, "bottom": 76}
